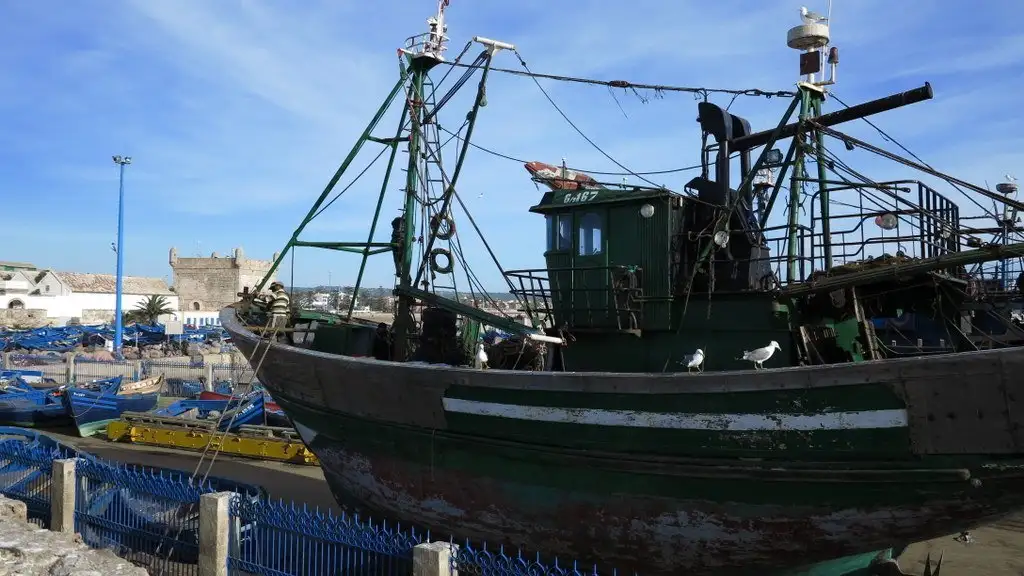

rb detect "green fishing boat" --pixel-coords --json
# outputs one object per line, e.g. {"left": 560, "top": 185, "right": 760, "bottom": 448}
{"left": 222, "top": 3, "right": 1024, "bottom": 574}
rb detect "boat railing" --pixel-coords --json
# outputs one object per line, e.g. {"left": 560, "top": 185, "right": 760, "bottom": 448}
{"left": 402, "top": 31, "right": 449, "bottom": 59}
{"left": 808, "top": 179, "right": 960, "bottom": 273}
{"left": 503, "top": 265, "right": 644, "bottom": 331}
{"left": 749, "top": 223, "right": 816, "bottom": 286}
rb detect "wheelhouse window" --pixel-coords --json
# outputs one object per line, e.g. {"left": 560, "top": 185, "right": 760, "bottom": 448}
{"left": 577, "top": 212, "right": 603, "bottom": 256}
{"left": 546, "top": 213, "right": 572, "bottom": 251}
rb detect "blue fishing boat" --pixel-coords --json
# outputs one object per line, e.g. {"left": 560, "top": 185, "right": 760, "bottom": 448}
{"left": 63, "top": 375, "right": 163, "bottom": 437}
{"left": 151, "top": 392, "right": 267, "bottom": 431}
{"left": 0, "top": 393, "right": 71, "bottom": 427}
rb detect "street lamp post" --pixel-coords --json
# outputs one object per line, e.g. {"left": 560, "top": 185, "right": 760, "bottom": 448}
{"left": 112, "top": 155, "right": 132, "bottom": 357}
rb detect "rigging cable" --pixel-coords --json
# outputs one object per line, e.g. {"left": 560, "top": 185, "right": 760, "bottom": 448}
{"left": 438, "top": 60, "right": 796, "bottom": 99}
{"left": 436, "top": 123, "right": 705, "bottom": 176}
{"left": 829, "top": 91, "right": 997, "bottom": 223}
{"left": 510, "top": 49, "right": 665, "bottom": 189}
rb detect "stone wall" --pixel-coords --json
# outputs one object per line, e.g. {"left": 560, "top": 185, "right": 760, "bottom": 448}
{"left": 81, "top": 308, "right": 114, "bottom": 325}
{"left": 0, "top": 496, "right": 148, "bottom": 575}
{"left": 169, "top": 246, "right": 278, "bottom": 314}
{"left": 0, "top": 308, "right": 48, "bottom": 329}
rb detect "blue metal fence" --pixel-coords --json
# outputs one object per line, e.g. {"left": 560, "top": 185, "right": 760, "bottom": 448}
{"left": 0, "top": 438, "right": 55, "bottom": 527}
{"left": 0, "top": 433, "right": 621, "bottom": 576}
{"left": 454, "top": 543, "right": 623, "bottom": 576}
{"left": 74, "top": 458, "right": 209, "bottom": 575}
{"left": 228, "top": 497, "right": 425, "bottom": 575}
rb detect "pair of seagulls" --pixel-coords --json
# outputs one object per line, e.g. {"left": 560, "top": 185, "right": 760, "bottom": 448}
{"left": 680, "top": 341, "right": 782, "bottom": 373}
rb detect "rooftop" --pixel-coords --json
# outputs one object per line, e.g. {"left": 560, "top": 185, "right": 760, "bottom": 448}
{"left": 55, "top": 272, "right": 173, "bottom": 295}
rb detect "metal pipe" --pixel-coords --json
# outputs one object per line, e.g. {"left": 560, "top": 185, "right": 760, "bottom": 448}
{"left": 733, "top": 83, "right": 933, "bottom": 151}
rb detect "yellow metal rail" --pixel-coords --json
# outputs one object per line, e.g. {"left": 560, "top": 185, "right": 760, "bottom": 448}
{"left": 106, "top": 416, "right": 319, "bottom": 466}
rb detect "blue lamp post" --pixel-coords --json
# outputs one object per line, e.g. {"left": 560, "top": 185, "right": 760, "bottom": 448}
{"left": 112, "top": 155, "right": 132, "bottom": 356}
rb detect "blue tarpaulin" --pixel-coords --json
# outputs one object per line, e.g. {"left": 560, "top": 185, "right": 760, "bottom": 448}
{"left": 0, "top": 324, "right": 229, "bottom": 352}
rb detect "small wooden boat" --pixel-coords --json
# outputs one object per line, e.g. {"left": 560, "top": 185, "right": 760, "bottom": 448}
{"left": 63, "top": 375, "right": 163, "bottom": 437}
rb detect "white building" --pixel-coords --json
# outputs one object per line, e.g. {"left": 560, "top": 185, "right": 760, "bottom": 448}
{"left": 310, "top": 291, "right": 331, "bottom": 310}
{"left": 0, "top": 268, "right": 178, "bottom": 326}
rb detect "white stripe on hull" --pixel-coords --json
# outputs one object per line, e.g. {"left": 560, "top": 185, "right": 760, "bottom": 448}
{"left": 442, "top": 398, "right": 908, "bottom": 431}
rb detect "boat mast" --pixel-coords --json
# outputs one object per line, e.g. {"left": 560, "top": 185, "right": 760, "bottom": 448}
{"left": 785, "top": 6, "right": 838, "bottom": 279}
{"left": 392, "top": 2, "right": 450, "bottom": 360}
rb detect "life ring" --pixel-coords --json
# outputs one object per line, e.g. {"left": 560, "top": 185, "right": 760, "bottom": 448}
{"left": 429, "top": 248, "right": 454, "bottom": 274}
{"left": 431, "top": 213, "right": 456, "bottom": 240}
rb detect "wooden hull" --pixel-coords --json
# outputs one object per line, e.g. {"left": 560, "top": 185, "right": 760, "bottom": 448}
{"left": 221, "top": 307, "right": 1024, "bottom": 575}
{"left": 63, "top": 388, "right": 161, "bottom": 437}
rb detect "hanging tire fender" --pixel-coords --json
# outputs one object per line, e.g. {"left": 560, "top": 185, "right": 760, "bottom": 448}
{"left": 429, "top": 248, "right": 454, "bottom": 275}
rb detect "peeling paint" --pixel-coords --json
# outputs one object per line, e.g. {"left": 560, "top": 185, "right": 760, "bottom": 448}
{"left": 442, "top": 398, "right": 909, "bottom": 431}
{"left": 301, "top": 438, "right": 1024, "bottom": 575}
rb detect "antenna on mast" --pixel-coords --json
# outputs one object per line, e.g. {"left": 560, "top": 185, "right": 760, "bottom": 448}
{"left": 788, "top": 5, "right": 839, "bottom": 87}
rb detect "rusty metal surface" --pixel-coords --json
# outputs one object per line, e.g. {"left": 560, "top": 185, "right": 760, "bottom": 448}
{"left": 901, "top": 352, "right": 1024, "bottom": 454}
{"left": 296, "top": 435, "right": 1020, "bottom": 576}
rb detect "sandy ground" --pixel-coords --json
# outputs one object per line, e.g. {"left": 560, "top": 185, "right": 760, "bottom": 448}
{"left": 36, "top": 426, "right": 1024, "bottom": 575}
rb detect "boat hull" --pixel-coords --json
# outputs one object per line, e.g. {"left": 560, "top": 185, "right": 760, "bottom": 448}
{"left": 221, "top": 307, "right": 1024, "bottom": 575}
{"left": 64, "top": 390, "right": 160, "bottom": 437}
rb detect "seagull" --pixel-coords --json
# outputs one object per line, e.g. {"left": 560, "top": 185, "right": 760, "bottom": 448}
{"left": 476, "top": 342, "right": 489, "bottom": 369}
{"left": 680, "top": 349, "right": 705, "bottom": 373}
{"left": 800, "top": 6, "right": 828, "bottom": 24}
{"left": 739, "top": 341, "right": 782, "bottom": 370}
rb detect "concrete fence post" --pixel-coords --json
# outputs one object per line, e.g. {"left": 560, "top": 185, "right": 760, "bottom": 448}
{"left": 198, "top": 491, "right": 233, "bottom": 576}
{"left": 413, "top": 541, "right": 459, "bottom": 576}
{"left": 65, "top": 353, "right": 75, "bottom": 384}
{"left": 204, "top": 364, "right": 215, "bottom": 390}
{"left": 50, "top": 458, "right": 77, "bottom": 533}
{"left": 0, "top": 351, "right": 9, "bottom": 369}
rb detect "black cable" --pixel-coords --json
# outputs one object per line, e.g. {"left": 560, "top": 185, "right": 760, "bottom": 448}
{"left": 437, "top": 60, "right": 795, "bottom": 99}
{"left": 830, "top": 91, "right": 996, "bottom": 223}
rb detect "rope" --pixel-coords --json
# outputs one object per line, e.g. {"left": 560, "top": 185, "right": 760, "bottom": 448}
{"left": 157, "top": 313, "right": 281, "bottom": 563}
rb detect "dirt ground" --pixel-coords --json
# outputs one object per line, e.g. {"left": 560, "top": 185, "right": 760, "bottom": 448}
{"left": 899, "top": 516, "right": 1024, "bottom": 575}
{"left": 42, "top": 428, "right": 1024, "bottom": 575}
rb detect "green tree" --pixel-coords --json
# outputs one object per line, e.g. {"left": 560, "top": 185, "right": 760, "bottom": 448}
{"left": 127, "top": 295, "right": 175, "bottom": 325}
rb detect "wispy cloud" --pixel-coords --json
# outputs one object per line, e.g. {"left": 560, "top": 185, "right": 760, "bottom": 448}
{"left": 3, "top": 0, "right": 1024, "bottom": 288}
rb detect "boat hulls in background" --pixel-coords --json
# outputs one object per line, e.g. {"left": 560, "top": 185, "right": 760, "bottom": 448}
{"left": 223, "top": 308, "right": 1024, "bottom": 575}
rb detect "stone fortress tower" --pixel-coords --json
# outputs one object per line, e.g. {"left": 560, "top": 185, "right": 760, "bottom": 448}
{"left": 169, "top": 247, "right": 279, "bottom": 313}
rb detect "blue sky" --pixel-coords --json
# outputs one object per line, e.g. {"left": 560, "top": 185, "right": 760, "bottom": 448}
{"left": 3, "top": 0, "right": 1024, "bottom": 291}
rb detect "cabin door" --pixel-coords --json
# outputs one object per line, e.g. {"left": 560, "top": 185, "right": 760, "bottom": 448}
{"left": 572, "top": 209, "right": 610, "bottom": 327}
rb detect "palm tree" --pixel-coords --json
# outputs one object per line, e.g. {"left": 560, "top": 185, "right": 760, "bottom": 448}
{"left": 130, "top": 295, "right": 175, "bottom": 325}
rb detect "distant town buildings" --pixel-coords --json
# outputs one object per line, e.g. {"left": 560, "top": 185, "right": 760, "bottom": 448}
{"left": 0, "top": 247, "right": 278, "bottom": 329}
{"left": 0, "top": 261, "right": 176, "bottom": 327}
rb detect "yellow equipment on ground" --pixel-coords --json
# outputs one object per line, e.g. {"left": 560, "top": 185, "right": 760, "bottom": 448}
{"left": 106, "top": 412, "right": 319, "bottom": 466}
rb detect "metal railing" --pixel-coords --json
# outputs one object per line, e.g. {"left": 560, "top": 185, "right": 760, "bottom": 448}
{"left": 807, "top": 179, "right": 960, "bottom": 272}
{"left": 228, "top": 498, "right": 423, "bottom": 575}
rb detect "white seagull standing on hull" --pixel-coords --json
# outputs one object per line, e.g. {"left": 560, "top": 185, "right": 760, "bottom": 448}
{"left": 681, "top": 349, "right": 705, "bottom": 373}
{"left": 740, "top": 341, "right": 782, "bottom": 370}
{"left": 476, "top": 343, "right": 489, "bottom": 369}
